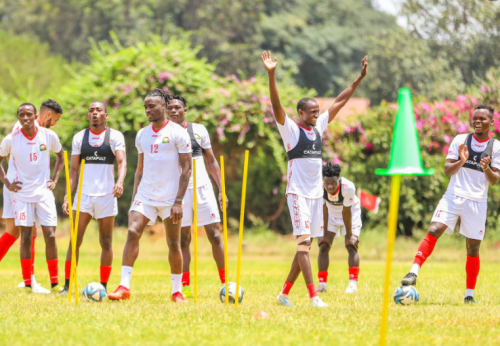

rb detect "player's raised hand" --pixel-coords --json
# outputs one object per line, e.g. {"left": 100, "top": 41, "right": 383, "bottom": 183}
{"left": 170, "top": 203, "right": 183, "bottom": 224}
{"left": 261, "top": 51, "right": 278, "bottom": 72}
{"left": 458, "top": 144, "right": 469, "bottom": 163}
{"left": 46, "top": 179, "right": 57, "bottom": 190}
{"left": 6, "top": 180, "right": 22, "bottom": 193}
{"left": 112, "top": 182, "right": 124, "bottom": 198}
{"left": 360, "top": 56, "right": 368, "bottom": 78}
{"left": 480, "top": 155, "right": 492, "bottom": 171}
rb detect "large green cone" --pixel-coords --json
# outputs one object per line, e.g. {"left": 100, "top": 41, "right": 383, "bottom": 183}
{"left": 375, "top": 88, "right": 435, "bottom": 176}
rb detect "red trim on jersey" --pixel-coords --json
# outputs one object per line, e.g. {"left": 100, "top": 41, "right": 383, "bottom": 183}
{"left": 330, "top": 184, "right": 340, "bottom": 197}
{"left": 296, "top": 123, "right": 312, "bottom": 131}
{"left": 183, "top": 122, "right": 188, "bottom": 129}
{"left": 152, "top": 121, "right": 169, "bottom": 133}
{"left": 473, "top": 133, "right": 490, "bottom": 143}
{"left": 90, "top": 127, "right": 107, "bottom": 135}
{"left": 21, "top": 127, "right": 38, "bottom": 141}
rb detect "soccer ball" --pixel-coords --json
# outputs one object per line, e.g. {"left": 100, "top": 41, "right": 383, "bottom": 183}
{"left": 82, "top": 282, "right": 107, "bottom": 302}
{"left": 393, "top": 285, "right": 419, "bottom": 305}
{"left": 219, "top": 282, "right": 243, "bottom": 304}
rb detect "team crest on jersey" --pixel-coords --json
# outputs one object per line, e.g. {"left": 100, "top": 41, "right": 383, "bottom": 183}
{"left": 194, "top": 133, "right": 201, "bottom": 141}
{"left": 40, "top": 144, "right": 47, "bottom": 151}
{"left": 163, "top": 137, "right": 170, "bottom": 143}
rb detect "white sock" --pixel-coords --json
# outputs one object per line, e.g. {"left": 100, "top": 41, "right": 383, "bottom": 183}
{"left": 410, "top": 263, "right": 420, "bottom": 275}
{"left": 319, "top": 282, "right": 327, "bottom": 287}
{"left": 349, "top": 280, "right": 357, "bottom": 287}
{"left": 31, "top": 275, "right": 37, "bottom": 285}
{"left": 120, "top": 266, "right": 133, "bottom": 289}
{"left": 172, "top": 273, "right": 182, "bottom": 294}
{"left": 465, "top": 289, "right": 474, "bottom": 298}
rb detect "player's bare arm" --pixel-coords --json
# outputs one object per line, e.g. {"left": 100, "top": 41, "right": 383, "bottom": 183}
{"left": 131, "top": 153, "right": 144, "bottom": 205}
{"left": 113, "top": 150, "right": 127, "bottom": 198}
{"left": 327, "top": 56, "right": 368, "bottom": 123}
{"left": 47, "top": 149, "right": 64, "bottom": 190}
{"left": 342, "top": 205, "right": 358, "bottom": 250}
{"left": 0, "top": 155, "right": 22, "bottom": 192}
{"left": 171, "top": 152, "right": 192, "bottom": 224}
{"left": 62, "top": 154, "right": 81, "bottom": 214}
{"left": 261, "top": 51, "right": 286, "bottom": 125}
{"left": 480, "top": 156, "right": 500, "bottom": 185}
{"left": 203, "top": 147, "right": 228, "bottom": 208}
{"left": 444, "top": 144, "right": 468, "bottom": 176}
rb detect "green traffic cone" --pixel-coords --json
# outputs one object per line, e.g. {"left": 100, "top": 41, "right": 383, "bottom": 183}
{"left": 375, "top": 88, "right": 435, "bottom": 176}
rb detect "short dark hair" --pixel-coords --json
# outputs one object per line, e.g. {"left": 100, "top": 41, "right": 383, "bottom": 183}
{"left": 474, "top": 105, "right": 494, "bottom": 118}
{"left": 167, "top": 95, "right": 187, "bottom": 107}
{"left": 89, "top": 101, "right": 107, "bottom": 112}
{"left": 18, "top": 102, "right": 37, "bottom": 114}
{"left": 297, "top": 97, "right": 318, "bottom": 113}
{"left": 41, "top": 99, "right": 63, "bottom": 114}
{"left": 323, "top": 162, "right": 341, "bottom": 178}
{"left": 146, "top": 88, "right": 167, "bottom": 102}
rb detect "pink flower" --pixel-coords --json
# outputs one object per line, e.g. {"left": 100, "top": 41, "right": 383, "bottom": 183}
{"left": 231, "top": 124, "right": 241, "bottom": 131}
{"left": 344, "top": 126, "right": 351, "bottom": 133}
{"left": 158, "top": 72, "right": 174, "bottom": 83}
{"left": 250, "top": 77, "right": 256, "bottom": 83}
{"left": 163, "top": 86, "right": 170, "bottom": 92}
{"left": 216, "top": 126, "right": 225, "bottom": 139}
{"left": 421, "top": 104, "right": 431, "bottom": 112}
{"left": 428, "top": 141, "right": 440, "bottom": 151}
{"left": 333, "top": 157, "right": 341, "bottom": 164}
{"left": 273, "top": 188, "right": 278, "bottom": 195}
{"left": 441, "top": 135, "right": 453, "bottom": 143}
{"left": 416, "top": 120, "right": 423, "bottom": 130}
{"left": 123, "top": 86, "right": 133, "bottom": 95}
{"left": 211, "top": 75, "right": 218, "bottom": 81}
{"left": 263, "top": 117, "right": 272, "bottom": 123}
{"left": 149, "top": 77, "right": 156, "bottom": 83}
{"left": 221, "top": 118, "right": 228, "bottom": 125}
{"left": 443, "top": 145, "right": 449, "bottom": 155}
{"left": 114, "top": 103, "right": 120, "bottom": 108}
{"left": 481, "top": 86, "right": 488, "bottom": 93}
{"left": 456, "top": 121, "right": 469, "bottom": 133}
{"left": 220, "top": 88, "right": 231, "bottom": 97}
{"left": 365, "top": 143, "right": 374, "bottom": 152}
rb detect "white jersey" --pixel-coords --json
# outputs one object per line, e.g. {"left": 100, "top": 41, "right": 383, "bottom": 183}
{"left": 277, "top": 111, "right": 329, "bottom": 199}
{"left": 6, "top": 120, "right": 40, "bottom": 182}
{"left": 184, "top": 123, "right": 212, "bottom": 189}
{"left": 324, "top": 177, "right": 360, "bottom": 217}
{"left": 71, "top": 127, "right": 126, "bottom": 196}
{"left": 0, "top": 127, "right": 62, "bottom": 203}
{"left": 135, "top": 121, "right": 192, "bottom": 202}
{"left": 446, "top": 134, "right": 500, "bottom": 202}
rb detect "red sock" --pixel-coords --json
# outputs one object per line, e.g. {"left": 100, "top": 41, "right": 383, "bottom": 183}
{"left": 47, "top": 259, "right": 59, "bottom": 284}
{"left": 65, "top": 261, "right": 72, "bottom": 281}
{"left": 0, "top": 232, "right": 17, "bottom": 262}
{"left": 21, "top": 259, "right": 32, "bottom": 286}
{"left": 100, "top": 266, "right": 112, "bottom": 284}
{"left": 282, "top": 281, "right": 293, "bottom": 295}
{"left": 182, "top": 272, "right": 190, "bottom": 286}
{"left": 218, "top": 269, "right": 225, "bottom": 284}
{"left": 318, "top": 271, "right": 328, "bottom": 283}
{"left": 413, "top": 233, "right": 438, "bottom": 267}
{"left": 349, "top": 267, "right": 360, "bottom": 281}
{"left": 306, "top": 283, "right": 317, "bottom": 298}
{"left": 31, "top": 236, "right": 36, "bottom": 275}
{"left": 466, "top": 255, "right": 480, "bottom": 290}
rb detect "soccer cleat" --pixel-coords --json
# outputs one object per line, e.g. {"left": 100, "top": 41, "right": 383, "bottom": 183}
{"left": 108, "top": 285, "right": 131, "bottom": 301}
{"left": 58, "top": 286, "right": 69, "bottom": 296}
{"left": 51, "top": 284, "right": 64, "bottom": 294}
{"left": 401, "top": 272, "right": 417, "bottom": 286}
{"left": 32, "top": 283, "right": 51, "bottom": 294}
{"left": 182, "top": 285, "right": 193, "bottom": 298}
{"left": 17, "top": 281, "right": 25, "bottom": 288}
{"left": 464, "top": 296, "right": 476, "bottom": 305}
{"left": 276, "top": 293, "right": 294, "bottom": 306}
{"left": 316, "top": 285, "right": 327, "bottom": 293}
{"left": 172, "top": 292, "right": 188, "bottom": 303}
{"left": 344, "top": 283, "right": 357, "bottom": 294}
{"left": 309, "top": 296, "right": 328, "bottom": 307}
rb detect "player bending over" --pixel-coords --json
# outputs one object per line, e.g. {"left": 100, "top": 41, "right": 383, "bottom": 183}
{"left": 261, "top": 50, "right": 368, "bottom": 307}
{"left": 166, "top": 95, "right": 226, "bottom": 299}
{"left": 60, "top": 101, "right": 127, "bottom": 294}
{"left": 108, "top": 88, "right": 192, "bottom": 303}
{"left": 317, "top": 163, "right": 361, "bottom": 294}
{"left": 400, "top": 105, "right": 500, "bottom": 304}
{"left": 0, "top": 102, "right": 65, "bottom": 293}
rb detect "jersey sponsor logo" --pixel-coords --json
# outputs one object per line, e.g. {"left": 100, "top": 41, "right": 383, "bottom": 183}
{"left": 27, "top": 142, "right": 36, "bottom": 145}
{"left": 85, "top": 150, "right": 107, "bottom": 161}
{"left": 152, "top": 134, "right": 161, "bottom": 138}
{"left": 479, "top": 230, "right": 484, "bottom": 235}
{"left": 473, "top": 155, "right": 478, "bottom": 161}
{"left": 92, "top": 137, "right": 100, "bottom": 139}
{"left": 163, "top": 137, "right": 170, "bottom": 143}
{"left": 465, "top": 159, "right": 482, "bottom": 168}
{"left": 303, "top": 150, "right": 321, "bottom": 155}
{"left": 312, "top": 144, "right": 316, "bottom": 150}
{"left": 40, "top": 144, "right": 47, "bottom": 151}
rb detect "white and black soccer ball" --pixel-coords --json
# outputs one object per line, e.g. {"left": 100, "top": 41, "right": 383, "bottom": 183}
{"left": 393, "top": 285, "right": 419, "bottom": 305}
{"left": 82, "top": 282, "right": 107, "bottom": 302}
{"left": 219, "top": 282, "right": 243, "bottom": 304}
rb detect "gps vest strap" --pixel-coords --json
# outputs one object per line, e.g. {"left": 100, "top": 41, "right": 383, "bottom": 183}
{"left": 462, "top": 133, "right": 494, "bottom": 172}
{"left": 80, "top": 128, "right": 115, "bottom": 165}
{"left": 286, "top": 125, "right": 322, "bottom": 161}
{"left": 323, "top": 180, "right": 344, "bottom": 206}
{"left": 187, "top": 123, "right": 203, "bottom": 158}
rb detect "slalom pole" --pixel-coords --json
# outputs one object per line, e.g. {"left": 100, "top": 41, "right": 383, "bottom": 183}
{"left": 193, "top": 159, "right": 198, "bottom": 303}
{"left": 235, "top": 150, "right": 249, "bottom": 307}
{"left": 71, "top": 159, "right": 85, "bottom": 305}
{"left": 220, "top": 156, "right": 229, "bottom": 305}
{"left": 64, "top": 152, "right": 76, "bottom": 303}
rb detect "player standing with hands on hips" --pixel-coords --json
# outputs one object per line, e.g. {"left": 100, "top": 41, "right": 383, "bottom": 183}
{"left": 261, "top": 51, "right": 368, "bottom": 307}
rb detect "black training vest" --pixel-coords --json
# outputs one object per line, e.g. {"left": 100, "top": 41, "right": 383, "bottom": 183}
{"left": 187, "top": 123, "right": 202, "bottom": 157}
{"left": 462, "top": 133, "right": 494, "bottom": 172}
{"left": 80, "top": 128, "right": 115, "bottom": 165}
{"left": 286, "top": 125, "right": 322, "bottom": 161}
{"left": 323, "top": 180, "right": 344, "bottom": 206}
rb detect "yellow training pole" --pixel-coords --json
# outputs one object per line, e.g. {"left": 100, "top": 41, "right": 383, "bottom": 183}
{"left": 235, "top": 150, "right": 249, "bottom": 307}
{"left": 64, "top": 152, "right": 76, "bottom": 303}
{"left": 71, "top": 159, "right": 85, "bottom": 305}
{"left": 221, "top": 156, "right": 229, "bottom": 305}
{"left": 193, "top": 159, "right": 198, "bottom": 303}
{"left": 379, "top": 174, "right": 402, "bottom": 346}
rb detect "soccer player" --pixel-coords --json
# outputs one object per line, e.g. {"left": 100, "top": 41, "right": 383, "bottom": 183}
{"left": 108, "top": 89, "right": 192, "bottom": 303}
{"left": 165, "top": 94, "right": 226, "bottom": 298}
{"left": 0, "top": 102, "right": 65, "bottom": 293}
{"left": 400, "top": 105, "right": 500, "bottom": 304}
{"left": 317, "top": 163, "right": 361, "bottom": 294}
{"left": 261, "top": 51, "right": 368, "bottom": 307}
{"left": 60, "top": 101, "right": 127, "bottom": 294}
{"left": 0, "top": 99, "right": 63, "bottom": 293}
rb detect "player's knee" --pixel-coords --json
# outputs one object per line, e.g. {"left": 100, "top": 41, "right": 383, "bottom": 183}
{"left": 467, "top": 242, "right": 481, "bottom": 257}
{"left": 20, "top": 231, "right": 32, "bottom": 247}
{"left": 166, "top": 236, "right": 181, "bottom": 251}
{"left": 44, "top": 232, "right": 57, "bottom": 247}
{"left": 180, "top": 232, "right": 191, "bottom": 249}
{"left": 347, "top": 245, "right": 357, "bottom": 255}
{"left": 297, "top": 234, "right": 311, "bottom": 252}
{"left": 127, "top": 229, "right": 141, "bottom": 243}
{"left": 207, "top": 226, "right": 222, "bottom": 246}
{"left": 319, "top": 242, "right": 330, "bottom": 255}
{"left": 428, "top": 223, "right": 444, "bottom": 238}
{"left": 100, "top": 236, "right": 112, "bottom": 251}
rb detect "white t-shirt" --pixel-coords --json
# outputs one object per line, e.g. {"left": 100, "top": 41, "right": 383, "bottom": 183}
{"left": 277, "top": 111, "right": 329, "bottom": 199}
{"left": 6, "top": 120, "right": 40, "bottom": 182}
{"left": 324, "top": 177, "right": 360, "bottom": 217}
{"left": 0, "top": 127, "right": 62, "bottom": 202}
{"left": 446, "top": 134, "right": 500, "bottom": 202}
{"left": 135, "top": 121, "right": 192, "bottom": 202}
{"left": 71, "top": 127, "right": 126, "bottom": 196}
{"left": 184, "top": 123, "right": 212, "bottom": 189}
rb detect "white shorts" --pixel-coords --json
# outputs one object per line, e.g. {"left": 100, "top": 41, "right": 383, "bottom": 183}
{"left": 130, "top": 195, "right": 175, "bottom": 225}
{"left": 72, "top": 194, "right": 118, "bottom": 219}
{"left": 431, "top": 193, "right": 487, "bottom": 240}
{"left": 286, "top": 194, "right": 323, "bottom": 238}
{"left": 182, "top": 184, "right": 221, "bottom": 227}
{"left": 2, "top": 185, "right": 14, "bottom": 219}
{"left": 327, "top": 211, "right": 362, "bottom": 238}
{"left": 12, "top": 196, "right": 57, "bottom": 227}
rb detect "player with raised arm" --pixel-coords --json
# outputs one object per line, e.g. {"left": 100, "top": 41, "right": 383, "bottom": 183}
{"left": 400, "top": 105, "right": 500, "bottom": 304}
{"left": 261, "top": 51, "right": 367, "bottom": 307}
{"left": 166, "top": 94, "right": 226, "bottom": 298}
{"left": 317, "top": 163, "right": 361, "bottom": 294}
{"left": 0, "top": 99, "right": 63, "bottom": 294}
{"left": 108, "top": 89, "right": 192, "bottom": 303}
{"left": 0, "top": 102, "right": 65, "bottom": 293}
{"left": 59, "top": 101, "right": 127, "bottom": 294}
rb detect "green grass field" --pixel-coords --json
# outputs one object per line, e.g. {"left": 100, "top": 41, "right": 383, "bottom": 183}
{"left": 1, "top": 223, "right": 500, "bottom": 346}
